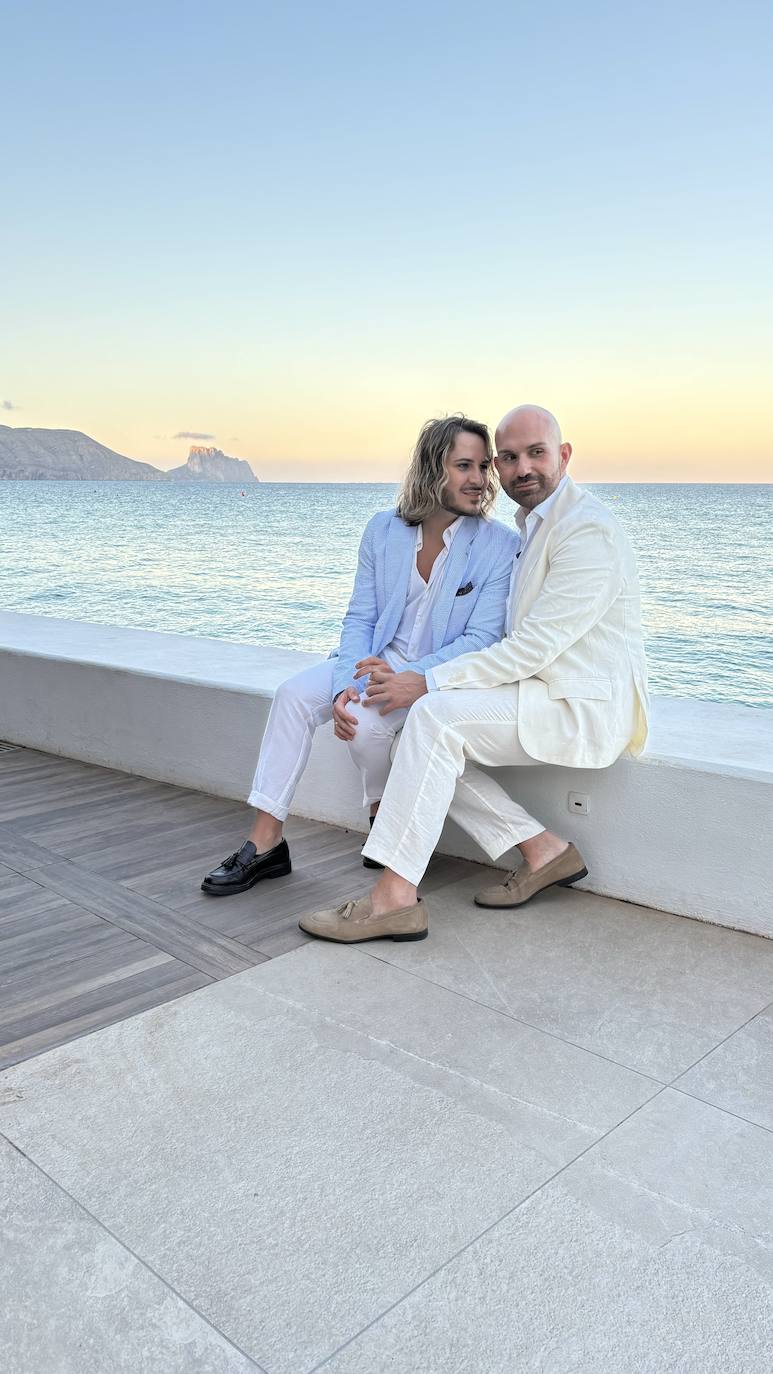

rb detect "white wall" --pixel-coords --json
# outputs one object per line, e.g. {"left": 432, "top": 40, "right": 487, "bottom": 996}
{"left": 1, "top": 611, "right": 771, "bottom": 938}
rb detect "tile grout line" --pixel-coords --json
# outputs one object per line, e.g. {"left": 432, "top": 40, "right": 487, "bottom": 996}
{"left": 359, "top": 933, "right": 773, "bottom": 1087}
{"left": 666, "top": 998, "right": 773, "bottom": 1087}
{"left": 0, "top": 1131, "right": 269, "bottom": 1374}
{"left": 306, "top": 1083, "right": 671, "bottom": 1374}
{"left": 669, "top": 1087, "right": 773, "bottom": 1138}
{"left": 357, "top": 946, "right": 669, "bottom": 1087}
{"left": 664, "top": 991, "right": 773, "bottom": 1137}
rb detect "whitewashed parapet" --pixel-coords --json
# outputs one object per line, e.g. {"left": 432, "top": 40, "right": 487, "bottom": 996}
{"left": 1, "top": 611, "right": 771, "bottom": 938}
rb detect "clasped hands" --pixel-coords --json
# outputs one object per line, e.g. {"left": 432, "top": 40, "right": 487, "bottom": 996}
{"left": 331, "top": 657, "right": 428, "bottom": 741}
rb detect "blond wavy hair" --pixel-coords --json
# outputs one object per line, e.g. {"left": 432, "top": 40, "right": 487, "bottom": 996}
{"left": 396, "top": 415, "right": 497, "bottom": 525}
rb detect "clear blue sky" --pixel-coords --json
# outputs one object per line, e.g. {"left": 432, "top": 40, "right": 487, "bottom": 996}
{"left": 2, "top": 0, "right": 770, "bottom": 479}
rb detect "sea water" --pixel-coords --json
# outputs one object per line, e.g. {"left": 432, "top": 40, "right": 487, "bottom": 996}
{"left": 1, "top": 480, "right": 770, "bottom": 709}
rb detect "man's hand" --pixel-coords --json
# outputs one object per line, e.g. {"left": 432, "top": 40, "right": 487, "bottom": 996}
{"left": 364, "top": 668, "right": 428, "bottom": 715}
{"left": 332, "top": 686, "right": 361, "bottom": 741}
{"left": 354, "top": 656, "right": 395, "bottom": 681}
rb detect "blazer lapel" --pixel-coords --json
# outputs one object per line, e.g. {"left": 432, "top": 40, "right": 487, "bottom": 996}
{"left": 430, "top": 517, "right": 478, "bottom": 648}
{"left": 512, "top": 478, "right": 583, "bottom": 619}
{"left": 374, "top": 515, "right": 416, "bottom": 649}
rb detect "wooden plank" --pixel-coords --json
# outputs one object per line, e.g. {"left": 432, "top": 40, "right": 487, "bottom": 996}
{"left": 0, "top": 872, "right": 215, "bottom": 1070}
{"left": 0, "top": 821, "right": 63, "bottom": 874}
{"left": 0, "top": 960, "right": 212, "bottom": 1070}
{"left": 0, "top": 872, "right": 73, "bottom": 921}
{"left": 23, "top": 862, "right": 267, "bottom": 980}
{"left": 0, "top": 746, "right": 485, "bottom": 1074}
{"left": 0, "top": 774, "right": 171, "bottom": 825}
{"left": 0, "top": 901, "right": 124, "bottom": 982}
{"left": 66, "top": 812, "right": 251, "bottom": 882}
{"left": 15, "top": 789, "right": 244, "bottom": 858}
{"left": 123, "top": 837, "right": 370, "bottom": 941}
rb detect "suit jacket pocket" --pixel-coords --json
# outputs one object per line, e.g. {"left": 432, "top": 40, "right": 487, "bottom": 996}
{"left": 547, "top": 677, "right": 612, "bottom": 701}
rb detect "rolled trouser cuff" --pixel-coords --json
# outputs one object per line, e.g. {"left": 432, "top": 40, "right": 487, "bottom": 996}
{"left": 246, "top": 790, "right": 290, "bottom": 821}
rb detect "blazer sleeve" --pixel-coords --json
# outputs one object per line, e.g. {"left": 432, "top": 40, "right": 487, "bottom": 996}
{"left": 331, "top": 515, "right": 381, "bottom": 697}
{"left": 429, "top": 519, "right": 623, "bottom": 691}
{"left": 400, "top": 531, "right": 515, "bottom": 678}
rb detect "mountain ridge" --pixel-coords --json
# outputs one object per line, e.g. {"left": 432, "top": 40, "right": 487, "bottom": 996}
{"left": 0, "top": 426, "right": 258, "bottom": 482}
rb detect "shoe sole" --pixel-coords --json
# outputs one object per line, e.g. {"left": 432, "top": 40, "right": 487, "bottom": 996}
{"left": 201, "top": 860, "right": 292, "bottom": 896}
{"left": 362, "top": 856, "right": 385, "bottom": 869}
{"left": 298, "top": 924, "right": 428, "bottom": 944}
{"left": 473, "top": 867, "right": 588, "bottom": 909}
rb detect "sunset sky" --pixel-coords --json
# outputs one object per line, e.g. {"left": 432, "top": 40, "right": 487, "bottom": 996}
{"left": 2, "top": 0, "right": 770, "bottom": 482}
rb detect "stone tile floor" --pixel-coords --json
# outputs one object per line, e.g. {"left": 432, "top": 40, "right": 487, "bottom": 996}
{"left": 1, "top": 747, "right": 772, "bottom": 1371}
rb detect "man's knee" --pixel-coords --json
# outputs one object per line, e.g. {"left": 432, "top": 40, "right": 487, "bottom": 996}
{"left": 347, "top": 700, "right": 391, "bottom": 759}
{"left": 273, "top": 669, "right": 319, "bottom": 720}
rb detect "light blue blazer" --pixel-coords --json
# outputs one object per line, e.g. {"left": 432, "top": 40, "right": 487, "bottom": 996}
{"left": 331, "top": 509, "right": 519, "bottom": 697}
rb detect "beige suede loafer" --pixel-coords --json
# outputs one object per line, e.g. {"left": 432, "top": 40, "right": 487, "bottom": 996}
{"left": 474, "top": 843, "right": 588, "bottom": 909}
{"left": 299, "top": 896, "right": 428, "bottom": 944}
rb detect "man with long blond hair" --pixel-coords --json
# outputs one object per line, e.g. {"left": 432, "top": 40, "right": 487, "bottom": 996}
{"left": 201, "top": 414, "right": 518, "bottom": 898}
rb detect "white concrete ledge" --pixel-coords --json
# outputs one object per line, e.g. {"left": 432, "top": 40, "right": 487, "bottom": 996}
{"left": 1, "top": 611, "right": 771, "bottom": 938}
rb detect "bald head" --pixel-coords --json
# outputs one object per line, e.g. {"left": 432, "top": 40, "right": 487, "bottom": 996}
{"left": 495, "top": 405, "right": 562, "bottom": 448}
{"left": 494, "top": 404, "right": 572, "bottom": 511}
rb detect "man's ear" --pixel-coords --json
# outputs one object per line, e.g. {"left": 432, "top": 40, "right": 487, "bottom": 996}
{"left": 559, "top": 442, "right": 572, "bottom": 471}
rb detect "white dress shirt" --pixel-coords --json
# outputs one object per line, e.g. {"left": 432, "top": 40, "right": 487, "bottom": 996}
{"left": 383, "top": 517, "right": 464, "bottom": 668}
{"left": 505, "top": 475, "right": 568, "bottom": 630}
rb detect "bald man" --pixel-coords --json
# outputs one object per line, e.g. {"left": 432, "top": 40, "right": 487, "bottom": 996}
{"left": 300, "top": 405, "right": 649, "bottom": 944}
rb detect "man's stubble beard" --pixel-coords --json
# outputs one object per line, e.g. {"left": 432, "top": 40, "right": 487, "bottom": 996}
{"left": 441, "top": 495, "right": 483, "bottom": 518}
{"left": 504, "top": 471, "right": 560, "bottom": 511}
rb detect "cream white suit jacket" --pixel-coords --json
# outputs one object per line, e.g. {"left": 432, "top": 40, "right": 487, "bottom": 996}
{"left": 429, "top": 476, "right": 649, "bottom": 768}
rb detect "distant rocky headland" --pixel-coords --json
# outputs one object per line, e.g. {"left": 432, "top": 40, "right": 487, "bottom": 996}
{"left": 0, "top": 426, "right": 259, "bottom": 483}
{"left": 164, "top": 445, "right": 257, "bottom": 483}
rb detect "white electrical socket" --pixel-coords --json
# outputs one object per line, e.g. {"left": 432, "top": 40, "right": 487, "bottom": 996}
{"left": 568, "top": 792, "right": 590, "bottom": 816}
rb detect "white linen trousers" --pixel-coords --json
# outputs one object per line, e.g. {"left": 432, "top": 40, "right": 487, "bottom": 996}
{"left": 247, "top": 658, "right": 409, "bottom": 820}
{"left": 360, "top": 684, "right": 544, "bottom": 886}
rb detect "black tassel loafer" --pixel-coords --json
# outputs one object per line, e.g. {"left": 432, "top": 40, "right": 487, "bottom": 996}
{"left": 201, "top": 839, "right": 292, "bottom": 896}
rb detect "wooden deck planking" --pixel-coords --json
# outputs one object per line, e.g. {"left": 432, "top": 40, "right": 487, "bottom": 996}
{"left": 22, "top": 862, "right": 264, "bottom": 979}
{"left": 0, "top": 864, "right": 214, "bottom": 1070}
{"left": 0, "top": 746, "right": 483, "bottom": 1070}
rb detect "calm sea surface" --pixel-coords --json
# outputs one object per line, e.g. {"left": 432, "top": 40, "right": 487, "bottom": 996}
{"left": 1, "top": 481, "right": 771, "bottom": 709}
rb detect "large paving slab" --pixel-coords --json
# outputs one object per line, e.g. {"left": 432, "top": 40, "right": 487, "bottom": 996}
{"left": 0, "top": 942, "right": 655, "bottom": 1374}
{"left": 364, "top": 869, "right": 773, "bottom": 1079}
{"left": 320, "top": 1091, "right": 773, "bottom": 1373}
{"left": 0, "top": 1138, "right": 260, "bottom": 1373}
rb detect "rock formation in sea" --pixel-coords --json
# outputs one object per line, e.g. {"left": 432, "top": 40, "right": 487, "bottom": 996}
{"left": 165, "top": 446, "right": 258, "bottom": 483}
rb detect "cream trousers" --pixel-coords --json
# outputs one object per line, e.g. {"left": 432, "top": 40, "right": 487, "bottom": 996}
{"left": 360, "top": 684, "right": 544, "bottom": 886}
{"left": 248, "top": 658, "right": 408, "bottom": 821}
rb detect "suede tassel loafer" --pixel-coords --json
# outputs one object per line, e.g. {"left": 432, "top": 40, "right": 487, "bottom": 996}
{"left": 474, "top": 843, "right": 588, "bottom": 909}
{"left": 201, "top": 838, "right": 292, "bottom": 895}
{"left": 299, "top": 895, "right": 427, "bottom": 943}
